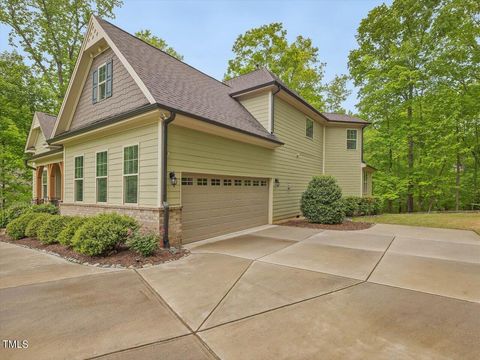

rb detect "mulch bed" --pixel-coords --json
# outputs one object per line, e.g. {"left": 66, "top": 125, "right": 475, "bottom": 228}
{"left": 279, "top": 218, "right": 374, "bottom": 231}
{"left": 0, "top": 234, "right": 188, "bottom": 268}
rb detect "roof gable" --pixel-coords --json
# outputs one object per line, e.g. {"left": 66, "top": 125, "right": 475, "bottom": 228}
{"left": 25, "top": 112, "right": 57, "bottom": 154}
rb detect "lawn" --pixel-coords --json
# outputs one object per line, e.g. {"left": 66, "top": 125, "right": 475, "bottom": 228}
{"left": 352, "top": 212, "right": 480, "bottom": 235}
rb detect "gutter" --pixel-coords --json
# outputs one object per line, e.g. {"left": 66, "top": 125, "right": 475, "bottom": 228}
{"left": 270, "top": 85, "right": 281, "bottom": 133}
{"left": 160, "top": 111, "right": 176, "bottom": 249}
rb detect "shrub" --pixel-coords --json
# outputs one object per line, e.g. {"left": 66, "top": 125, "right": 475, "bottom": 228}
{"left": 127, "top": 232, "right": 159, "bottom": 257}
{"left": 71, "top": 213, "right": 139, "bottom": 256}
{"left": 301, "top": 176, "right": 345, "bottom": 224}
{"left": 25, "top": 213, "right": 53, "bottom": 238}
{"left": 358, "top": 197, "right": 382, "bottom": 216}
{"left": 31, "top": 203, "right": 59, "bottom": 215}
{"left": 343, "top": 196, "right": 360, "bottom": 217}
{"left": 37, "top": 216, "right": 74, "bottom": 244}
{"left": 1, "top": 203, "right": 32, "bottom": 227}
{"left": 58, "top": 217, "right": 88, "bottom": 247}
{"left": 6, "top": 213, "right": 34, "bottom": 240}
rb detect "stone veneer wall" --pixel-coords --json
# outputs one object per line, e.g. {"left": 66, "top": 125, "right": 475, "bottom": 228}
{"left": 59, "top": 203, "right": 182, "bottom": 247}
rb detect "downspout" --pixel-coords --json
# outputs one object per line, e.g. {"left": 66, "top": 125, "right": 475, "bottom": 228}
{"left": 161, "top": 111, "right": 176, "bottom": 249}
{"left": 24, "top": 157, "right": 36, "bottom": 171}
{"left": 270, "top": 85, "right": 281, "bottom": 133}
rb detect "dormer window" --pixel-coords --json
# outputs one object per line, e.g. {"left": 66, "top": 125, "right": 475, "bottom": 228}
{"left": 92, "top": 60, "right": 113, "bottom": 103}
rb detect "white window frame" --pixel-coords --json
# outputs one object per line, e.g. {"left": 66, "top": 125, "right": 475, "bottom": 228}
{"left": 122, "top": 144, "right": 139, "bottom": 205}
{"left": 363, "top": 171, "right": 368, "bottom": 194}
{"left": 197, "top": 178, "right": 208, "bottom": 186}
{"left": 181, "top": 177, "right": 193, "bottom": 185}
{"left": 347, "top": 129, "right": 358, "bottom": 150}
{"left": 42, "top": 169, "right": 48, "bottom": 200}
{"left": 97, "top": 62, "right": 107, "bottom": 101}
{"left": 95, "top": 150, "right": 108, "bottom": 203}
{"left": 305, "top": 118, "right": 314, "bottom": 139}
{"left": 74, "top": 155, "right": 84, "bottom": 202}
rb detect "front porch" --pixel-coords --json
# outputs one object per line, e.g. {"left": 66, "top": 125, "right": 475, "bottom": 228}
{"left": 33, "top": 161, "right": 64, "bottom": 205}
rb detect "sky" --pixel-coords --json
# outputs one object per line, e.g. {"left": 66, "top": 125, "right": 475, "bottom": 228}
{"left": 1, "top": 0, "right": 389, "bottom": 112}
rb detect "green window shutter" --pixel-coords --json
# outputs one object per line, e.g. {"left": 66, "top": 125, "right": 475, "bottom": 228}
{"left": 106, "top": 59, "right": 113, "bottom": 98}
{"left": 92, "top": 69, "right": 98, "bottom": 104}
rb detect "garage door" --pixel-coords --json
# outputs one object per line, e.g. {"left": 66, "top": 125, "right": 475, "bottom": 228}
{"left": 181, "top": 173, "right": 269, "bottom": 243}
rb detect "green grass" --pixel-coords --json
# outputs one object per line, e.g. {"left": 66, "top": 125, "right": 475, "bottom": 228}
{"left": 352, "top": 212, "right": 480, "bottom": 235}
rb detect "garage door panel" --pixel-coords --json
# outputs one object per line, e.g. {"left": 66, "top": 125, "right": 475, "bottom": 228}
{"left": 181, "top": 174, "right": 269, "bottom": 243}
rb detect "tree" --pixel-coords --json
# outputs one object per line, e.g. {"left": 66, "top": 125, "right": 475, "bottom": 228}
{"left": 0, "top": 51, "right": 52, "bottom": 210}
{"left": 135, "top": 29, "right": 183, "bottom": 60}
{"left": 324, "top": 75, "right": 351, "bottom": 113}
{"left": 0, "top": 0, "right": 122, "bottom": 108}
{"left": 225, "top": 23, "right": 326, "bottom": 110}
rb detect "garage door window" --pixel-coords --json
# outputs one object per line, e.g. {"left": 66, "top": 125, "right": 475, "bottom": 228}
{"left": 244, "top": 180, "right": 251, "bottom": 186}
{"left": 261, "top": 180, "right": 267, "bottom": 186}
{"left": 234, "top": 179, "right": 242, "bottom": 186}
{"left": 182, "top": 177, "right": 193, "bottom": 185}
{"left": 224, "top": 179, "right": 232, "bottom": 186}
{"left": 211, "top": 179, "right": 220, "bottom": 186}
{"left": 197, "top": 178, "right": 207, "bottom": 186}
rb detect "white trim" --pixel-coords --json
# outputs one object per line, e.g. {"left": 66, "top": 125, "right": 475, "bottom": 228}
{"left": 96, "top": 62, "right": 108, "bottom": 102}
{"left": 62, "top": 148, "right": 66, "bottom": 202}
{"left": 157, "top": 119, "right": 162, "bottom": 207}
{"left": 360, "top": 164, "right": 364, "bottom": 196}
{"left": 268, "top": 91, "right": 273, "bottom": 133}
{"left": 122, "top": 143, "right": 140, "bottom": 205}
{"left": 346, "top": 128, "right": 358, "bottom": 150}
{"left": 268, "top": 177, "right": 274, "bottom": 224}
{"left": 73, "top": 154, "right": 85, "bottom": 203}
{"left": 322, "top": 125, "right": 326, "bottom": 174}
{"left": 305, "top": 117, "right": 314, "bottom": 140}
{"left": 41, "top": 168, "right": 48, "bottom": 200}
{"left": 95, "top": 149, "right": 109, "bottom": 204}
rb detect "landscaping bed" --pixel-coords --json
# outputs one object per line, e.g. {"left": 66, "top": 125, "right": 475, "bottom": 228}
{"left": 280, "top": 218, "right": 374, "bottom": 231}
{"left": 0, "top": 234, "right": 188, "bottom": 268}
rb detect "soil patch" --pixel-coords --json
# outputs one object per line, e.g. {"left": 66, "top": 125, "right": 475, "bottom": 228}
{"left": 280, "top": 218, "right": 374, "bottom": 231}
{"left": 0, "top": 235, "right": 188, "bottom": 268}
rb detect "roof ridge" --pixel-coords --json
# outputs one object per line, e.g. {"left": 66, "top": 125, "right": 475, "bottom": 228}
{"left": 97, "top": 17, "right": 229, "bottom": 88}
{"left": 225, "top": 68, "right": 269, "bottom": 82}
{"left": 35, "top": 111, "right": 57, "bottom": 118}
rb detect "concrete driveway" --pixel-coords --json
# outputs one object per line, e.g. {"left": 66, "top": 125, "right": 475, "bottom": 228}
{"left": 1, "top": 224, "right": 479, "bottom": 359}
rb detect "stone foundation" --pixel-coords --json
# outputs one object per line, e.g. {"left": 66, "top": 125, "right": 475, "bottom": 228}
{"left": 59, "top": 203, "right": 182, "bottom": 247}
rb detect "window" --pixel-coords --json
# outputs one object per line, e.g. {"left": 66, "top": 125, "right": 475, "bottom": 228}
{"left": 197, "top": 178, "right": 207, "bottom": 186}
{"left": 182, "top": 177, "right": 193, "bottom": 185}
{"left": 306, "top": 118, "right": 314, "bottom": 139}
{"left": 261, "top": 180, "right": 267, "bottom": 186}
{"left": 123, "top": 145, "right": 138, "bottom": 203}
{"left": 347, "top": 129, "right": 357, "bottom": 150}
{"left": 74, "top": 156, "right": 84, "bottom": 202}
{"left": 96, "top": 151, "right": 108, "bottom": 202}
{"left": 363, "top": 171, "right": 368, "bottom": 194}
{"left": 244, "top": 180, "right": 252, "bottom": 186}
{"left": 92, "top": 60, "right": 112, "bottom": 103}
{"left": 42, "top": 169, "right": 48, "bottom": 200}
{"left": 211, "top": 179, "right": 220, "bottom": 186}
{"left": 223, "top": 179, "right": 232, "bottom": 186}
{"left": 253, "top": 180, "right": 260, "bottom": 186}
{"left": 234, "top": 179, "right": 242, "bottom": 186}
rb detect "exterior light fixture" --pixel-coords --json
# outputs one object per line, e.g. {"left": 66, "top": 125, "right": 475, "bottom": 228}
{"left": 169, "top": 171, "right": 177, "bottom": 187}
{"left": 274, "top": 178, "right": 280, "bottom": 188}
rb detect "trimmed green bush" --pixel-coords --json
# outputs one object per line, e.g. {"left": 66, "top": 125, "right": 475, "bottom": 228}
{"left": 1, "top": 203, "right": 32, "bottom": 227}
{"left": 127, "top": 232, "right": 159, "bottom": 257}
{"left": 343, "top": 196, "right": 360, "bottom": 217}
{"left": 6, "top": 213, "right": 34, "bottom": 240}
{"left": 358, "top": 197, "right": 382, "bottom": 216}
{"left": 37, "top": 215, "right": 73, "bottom": 244}
{"left": 25, "top": 213, "right": 53, "bottom": 238}
{"left": 72, "top": 213, "right": 139, "bottom": 256}
{"left": 31, "top": 203, "right": 59, "bottom": 215}
{"left": 301, "top": 176, "right": 345, "bottom": 224}
{"left": 58, "top": 217, "right": 88, "bottom": 247}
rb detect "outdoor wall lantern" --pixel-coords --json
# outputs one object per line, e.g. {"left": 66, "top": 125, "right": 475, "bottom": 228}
{"left": 274, "top": 178, "right": 280, "bottom": 188}
{"left": 169, "top": 171, "right": 177, "bottom": 187}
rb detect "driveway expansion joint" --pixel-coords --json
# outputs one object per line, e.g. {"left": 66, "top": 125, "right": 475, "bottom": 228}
{"left": 365, "top": 235, "right": 396, "bottom": 282}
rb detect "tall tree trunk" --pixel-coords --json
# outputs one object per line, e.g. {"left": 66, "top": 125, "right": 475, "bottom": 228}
{"left": 406, "top": 85, "right": 414, "bottom": 213}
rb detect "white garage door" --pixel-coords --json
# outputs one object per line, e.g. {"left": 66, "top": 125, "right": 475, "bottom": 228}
{"left": 181, "top": 173, "right": 269, "bottom": 243}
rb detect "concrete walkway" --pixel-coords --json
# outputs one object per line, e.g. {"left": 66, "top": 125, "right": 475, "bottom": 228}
{"left": 1, "top": 224, "right": 479, "bottom": 359}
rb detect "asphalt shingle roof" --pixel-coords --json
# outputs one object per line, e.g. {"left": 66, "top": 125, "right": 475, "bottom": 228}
{"left": 36, "top": 112, "right": 57, "bottom": 139}
{"left": 97, "top": 18, "right": 280, "bottom": 143}
{"left": 321, "top": 112, "right": 368, "bottom": 124}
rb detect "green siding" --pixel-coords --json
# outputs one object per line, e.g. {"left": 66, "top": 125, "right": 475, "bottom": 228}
{"left": 239, "top": 92, "right": 270, "bottom": 131}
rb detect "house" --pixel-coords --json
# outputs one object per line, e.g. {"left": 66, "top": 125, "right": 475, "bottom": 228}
{"left": 25, "top": 16, "right": 374, "bottom": 246}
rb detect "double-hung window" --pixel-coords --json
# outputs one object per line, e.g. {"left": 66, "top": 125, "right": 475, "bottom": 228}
{"left": 96, "top": 151, "right": 108, "bottom": 203}
{"left": 42, "top": 169, "right": 48, "bottom": 199}
{"left": 347, "top": 129, "right": 357, "bottom": 150}
{"left": 92, "top": 60, "right": 113, "bottom": 103}
{"left": 74, "top": 156, "right": 84, "bottom": 202}
{"left": 123, "top": 145, "right": 138, "bottom": 204}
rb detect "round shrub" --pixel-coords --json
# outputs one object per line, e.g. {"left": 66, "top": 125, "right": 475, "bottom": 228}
{"left": 1, "top": 203, "right": 32, "bottom": 227}
{"left": 301, "top": 176, "right": 345, "bottom": 224}
{"left": 58, "top": 217, "right": 88, "bottom": 247}
{"left": 6, "top": 213, "right": 33, "bottom": 240}
{"left": 343, "top": 196, "right": 360, "bottom": 217}
{"left": 37, "top": 215, "right": 73, "bottom": 244}
{"left": 71, "top": 213, "right": 139, "bottom": 256}
{"left": 25, "top": 213, "right": 53, "bottom": 238}
{"left": 31, "top": 203, "right": 59, "bottom": 215}
{"left": 127, "top": 232, "right": 159, "bottom": 257}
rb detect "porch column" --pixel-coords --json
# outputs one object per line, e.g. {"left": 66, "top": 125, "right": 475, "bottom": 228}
{"left": 35, "top": 166, "right": 44, "bottom": 201}
{"left": 48, "top": 164, "right": 55, "bottom": 200}
{"left": 59, "top": 162, "right": 64, "bottom": 201}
